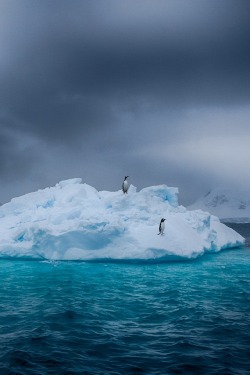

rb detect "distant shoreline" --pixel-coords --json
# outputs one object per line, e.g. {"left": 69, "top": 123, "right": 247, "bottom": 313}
{"left": 221, "top": 218, "right": 250, "bottom": 224}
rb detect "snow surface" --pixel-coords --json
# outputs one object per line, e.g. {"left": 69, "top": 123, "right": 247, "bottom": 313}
{"left": 189, "top": 187, "right": 250, "bottom": 223}
{"left": 0, "top": 179, "right": 244, "bottom": 261}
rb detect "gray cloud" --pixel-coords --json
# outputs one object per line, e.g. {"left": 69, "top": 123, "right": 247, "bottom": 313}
{"left": 0, "top": 0, "right": 250, "bottom": 205}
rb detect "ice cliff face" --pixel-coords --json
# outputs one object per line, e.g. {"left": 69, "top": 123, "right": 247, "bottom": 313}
{"left": 0, "top": 179, "right": 244, "bottom": 261}
{"left": 189, "top": 187, "right": 250, "bottom": 222}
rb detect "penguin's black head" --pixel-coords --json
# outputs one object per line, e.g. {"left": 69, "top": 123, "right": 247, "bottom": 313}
{"left": 161, "top": 218, "right": 166, "bottom": 222}
{"left": 125, "top": 176, "right": 129, "bottom": 180}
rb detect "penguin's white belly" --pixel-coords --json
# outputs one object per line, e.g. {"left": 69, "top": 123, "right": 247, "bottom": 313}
{"left": 123, "top": 181, "right": 128, "bottom": 192}
{"left": 160, "top": 222, "right": 165, "bottom": 234}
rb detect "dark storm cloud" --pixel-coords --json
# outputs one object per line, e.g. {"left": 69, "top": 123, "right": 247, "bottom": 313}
{"left": 2, "top": 1, "right": 250, "bottom": 122}
{"left": 0, "top": 122, "right": 41, "bottom": 185}
{"left": 0, "top": 0, "right": 250, "bottom": 204}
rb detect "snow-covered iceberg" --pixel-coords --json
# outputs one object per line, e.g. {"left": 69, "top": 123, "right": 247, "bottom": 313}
{"left": 0, "top": 178, "right": 244, "bottom": 261}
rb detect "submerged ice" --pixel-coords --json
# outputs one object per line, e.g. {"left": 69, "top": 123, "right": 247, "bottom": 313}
{"left": 0, "top": 178, "right": 244, "bottom": 260}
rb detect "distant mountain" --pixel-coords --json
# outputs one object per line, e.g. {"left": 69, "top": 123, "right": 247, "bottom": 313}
{"left": 188, "top": 187, "right": 250, "bottom": 222}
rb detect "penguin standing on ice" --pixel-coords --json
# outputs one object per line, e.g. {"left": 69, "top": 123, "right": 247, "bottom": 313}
{"left": 122, "top": 176, "right": 129, "bottom": 194}
{"left": 158, "top": 218, "right": 166, "bottom": 235}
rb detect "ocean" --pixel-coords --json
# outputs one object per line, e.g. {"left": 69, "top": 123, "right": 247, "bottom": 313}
{"left": 0, "top": 224, "right": 249, "bottom": 374}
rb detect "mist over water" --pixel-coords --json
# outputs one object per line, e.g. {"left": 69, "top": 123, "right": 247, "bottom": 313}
{"left": 0, "top": 224, "right": 249, "bottom": 374}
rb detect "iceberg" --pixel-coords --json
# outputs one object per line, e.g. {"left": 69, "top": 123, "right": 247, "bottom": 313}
{"left": 0, "top": 178, "right": 244, "bottom": 261}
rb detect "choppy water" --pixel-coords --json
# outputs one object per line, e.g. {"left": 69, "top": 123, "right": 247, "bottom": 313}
{"left": 0, "top": 225, "right": 250, "bottom": 374}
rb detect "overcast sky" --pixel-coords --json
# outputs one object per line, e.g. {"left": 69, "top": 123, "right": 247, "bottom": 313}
{"left": 0, "top": 0, "right": 250, "bottom": 205}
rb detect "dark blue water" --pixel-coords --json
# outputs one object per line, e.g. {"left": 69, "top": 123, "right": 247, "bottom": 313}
{"left": 0, "top": 225, "right": 250, "bottom": 374}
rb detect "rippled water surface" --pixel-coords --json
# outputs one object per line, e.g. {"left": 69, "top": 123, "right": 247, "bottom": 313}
{"left": 0, "top": 225, "right": 250, "bottom": 374}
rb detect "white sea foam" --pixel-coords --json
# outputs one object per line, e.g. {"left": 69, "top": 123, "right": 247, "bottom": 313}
{"left": 0, "top": 178, "right": 244, "bottom": 260}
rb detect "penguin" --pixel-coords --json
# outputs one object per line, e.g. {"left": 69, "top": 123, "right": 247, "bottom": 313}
{"left": 158, "top": 218, "right": 166, "bottom": 235}
{"left": 122, "top": 176, "right": 129, "bottom": 194}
